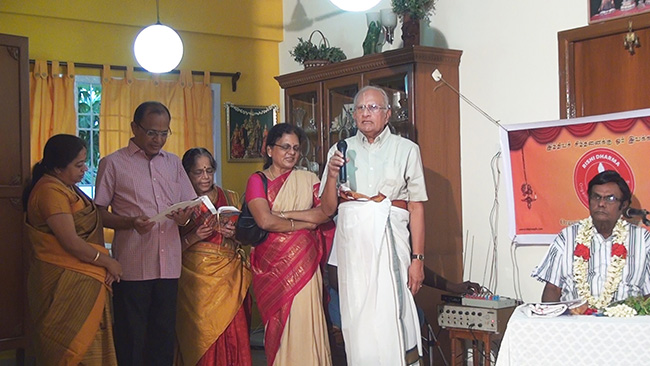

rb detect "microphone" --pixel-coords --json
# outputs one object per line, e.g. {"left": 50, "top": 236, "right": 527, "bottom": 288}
{"left": 336, "top": 140, "right": 347, "bottom": 183}
{"left": 624, "top": 207, "right": 649, "bottom": 218}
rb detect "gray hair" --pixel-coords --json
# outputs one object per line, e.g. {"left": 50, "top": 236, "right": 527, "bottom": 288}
{"left": 353, "top": 85, "right": 390, "bottom": 109}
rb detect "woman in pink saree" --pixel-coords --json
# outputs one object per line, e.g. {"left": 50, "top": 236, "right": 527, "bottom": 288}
{"left": 245, "top": 123, "right": 338, "bottom": 365}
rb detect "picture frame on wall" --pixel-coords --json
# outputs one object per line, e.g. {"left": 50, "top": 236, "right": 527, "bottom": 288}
{"left": 589, "top": 0, "right": 650, "bottom": 24}
{"left": 225, "top": 102, "right": 278, "bottom": 162}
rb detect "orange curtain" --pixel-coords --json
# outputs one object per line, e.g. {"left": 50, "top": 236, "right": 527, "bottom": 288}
{"left": 29, "top": 60, "right": 77, "bottom": 164}
{"left": 99, "top": 66, "right": 213, "bottom": 158}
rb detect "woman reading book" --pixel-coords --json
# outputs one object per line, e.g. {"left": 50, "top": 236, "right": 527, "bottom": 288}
{"left": 244, "top": 123, "right": 339, "bottom": 365}
{"left": 176, "top": 147, "right": 252, "bottom": 366}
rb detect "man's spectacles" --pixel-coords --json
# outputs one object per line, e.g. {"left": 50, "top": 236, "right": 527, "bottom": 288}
{"left": 589, "top": 193, "right": 621, "bottom": 205}
{"left": 270, "top": 143, "right": 300, "bottom": 152}
{"left": 354, "top": 104, "right": 389, "bottom": 114}
{"left": 190, "top": 168, "right": 215, "bottom": 177}
{"left": 136, "top": 123, "right": 171, "bottom": 138}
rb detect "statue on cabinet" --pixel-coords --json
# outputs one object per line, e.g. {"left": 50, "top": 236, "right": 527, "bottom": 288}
{"left": 363, "top": 21, "right": 384, "bottom": 55}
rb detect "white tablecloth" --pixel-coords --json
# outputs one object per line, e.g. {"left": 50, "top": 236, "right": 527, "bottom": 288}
{"left": 496, "top": 304, "right": 650, "bottom": 366}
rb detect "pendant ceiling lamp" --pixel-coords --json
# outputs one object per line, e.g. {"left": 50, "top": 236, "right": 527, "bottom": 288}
{"left": 329, "top": 0, "right": 381, "bottom": 12}
{"left": 133, "top": 0, "right": 183, "bottom": 73}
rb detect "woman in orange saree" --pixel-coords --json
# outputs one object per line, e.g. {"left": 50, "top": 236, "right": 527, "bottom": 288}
{"left": 176, "top": 148, "right": 253, "bottom": 366}
{"left": 23, "top": 134, "right": 122, "bottom": 366}
{"left": 245, "top": 123, "right": 338, "bottom": 366}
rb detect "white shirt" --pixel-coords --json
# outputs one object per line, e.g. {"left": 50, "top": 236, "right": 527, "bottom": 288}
{"left": 320, "top": 126, "right": 428, "bottom": 202}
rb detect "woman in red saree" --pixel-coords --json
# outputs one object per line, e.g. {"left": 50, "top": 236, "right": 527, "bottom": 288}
{"left": 176, "top": 148, "right": 253, "bottom": 366}
{"left": 245, "top": 123, "right": 338, "bottom": 365}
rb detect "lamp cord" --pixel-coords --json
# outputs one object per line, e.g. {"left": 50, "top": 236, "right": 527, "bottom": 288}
{"left": 156, "top": 0, "right": 161, "bottom": 24}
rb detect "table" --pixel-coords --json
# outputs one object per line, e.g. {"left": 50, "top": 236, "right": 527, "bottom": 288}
{"left": 496, "top": 304, "right": 650, "bottom": 366}
{"left": 449, "top": 328, "right": 498, "bottom": 366}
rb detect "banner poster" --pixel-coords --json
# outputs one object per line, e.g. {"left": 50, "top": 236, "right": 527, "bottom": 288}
{"left": 500, "top": 108, "right": 650, "bottom": 244}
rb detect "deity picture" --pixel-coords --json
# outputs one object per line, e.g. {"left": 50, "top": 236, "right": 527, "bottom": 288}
{"left": 225, "top": 103, "right": 278, "bottom": 162}
{"left": 589, "top": 0, "right": 650, "bottom": 23}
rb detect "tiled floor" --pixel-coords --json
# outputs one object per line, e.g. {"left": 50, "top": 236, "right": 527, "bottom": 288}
{"left": 0, "top": 349, "right": 268, "bottom": 366}
{"left": 250, "top": 327, "right": 347, "bottom": 366}
{"left": 0, "top": 347, "right": 345, "bottom": 366}
{"left": 0, "top": 330, "right": 346, "bottom": 366}
{"left": 251, "top": 347, "right": 267, "bottom": 365}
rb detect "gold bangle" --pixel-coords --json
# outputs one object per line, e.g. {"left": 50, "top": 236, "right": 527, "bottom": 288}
{"left": 290, "top": 219, "right": 295, "bottom": 231}
{"left": 92, "top": 251, "right": 100, "bottom": 262}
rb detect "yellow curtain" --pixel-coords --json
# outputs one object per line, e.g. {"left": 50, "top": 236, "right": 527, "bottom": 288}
{"left": 29, "top": 60, "right": 77, "bottom": 164}
{"left": 99, "top": 66, "right": 213, "bottom": 158}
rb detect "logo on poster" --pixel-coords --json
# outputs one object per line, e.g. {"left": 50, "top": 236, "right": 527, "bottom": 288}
{"left": 574, "top": 148, "right": 635, "bottom": 208}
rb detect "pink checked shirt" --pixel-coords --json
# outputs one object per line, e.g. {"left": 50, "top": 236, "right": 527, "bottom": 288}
{"left": 95, "top": 139, "right": 196, "bottom": 281}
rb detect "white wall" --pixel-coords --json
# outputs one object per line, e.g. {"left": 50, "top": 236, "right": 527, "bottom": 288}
{"left": 279, "top": 0, "right": 589, "bottom": 303}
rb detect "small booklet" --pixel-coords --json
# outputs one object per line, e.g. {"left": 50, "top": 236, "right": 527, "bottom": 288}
{"left": 216, "top": 206, "right": 241, "bottom": 228}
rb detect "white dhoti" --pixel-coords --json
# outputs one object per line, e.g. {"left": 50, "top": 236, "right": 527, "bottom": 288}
{"left": 332, "top": 199, "right": 421, "bottom": 366}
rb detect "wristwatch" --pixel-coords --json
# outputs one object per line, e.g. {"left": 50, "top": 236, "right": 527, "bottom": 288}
{"left": 411, "top": 253, "right": 424, "bottom": 261}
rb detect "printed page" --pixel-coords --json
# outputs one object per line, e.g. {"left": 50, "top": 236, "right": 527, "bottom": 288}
{"left": 149, "top": 197, "right": 203, "bottom": 223}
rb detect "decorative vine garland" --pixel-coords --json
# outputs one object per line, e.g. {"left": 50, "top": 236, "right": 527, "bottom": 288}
{"left": 225, "top": 102, "right": 278, "bottom": 116}
{"left": 573, "top": 217, "right": 629, "bottom": 310}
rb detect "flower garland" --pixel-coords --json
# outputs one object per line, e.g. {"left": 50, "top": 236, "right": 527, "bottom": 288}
{"left": 604, "top": 304, "right": 637, "bottom": 317}
{"left": 224, "top": 102, "right": 278, "bottom": 117}
{"left": 573, "top": 217, "right": 629, "bottom": 310}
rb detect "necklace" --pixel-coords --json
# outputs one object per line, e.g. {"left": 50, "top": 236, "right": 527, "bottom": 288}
{"left": 267, "top": 168, "right": 277, "bottom": 180}
{"left": 573, "top": 216, "right": 629, "bottom": 310}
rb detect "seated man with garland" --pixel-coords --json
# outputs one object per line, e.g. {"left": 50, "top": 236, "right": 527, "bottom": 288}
{"left": 532, "top": 170, "right": 650, "bottom": 314}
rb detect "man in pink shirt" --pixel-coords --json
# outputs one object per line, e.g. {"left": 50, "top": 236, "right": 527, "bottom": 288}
{"left": 95, "top": 101, "right": 196, "bottom": 366}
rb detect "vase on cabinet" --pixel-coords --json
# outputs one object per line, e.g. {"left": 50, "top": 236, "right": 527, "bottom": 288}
{"left": 401, "top": 14, "right": 420, "bottom": 48}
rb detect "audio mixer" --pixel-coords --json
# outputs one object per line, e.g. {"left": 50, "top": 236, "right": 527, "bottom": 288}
{"left": 438, "top": 294, "right": 518, "bottom": 333}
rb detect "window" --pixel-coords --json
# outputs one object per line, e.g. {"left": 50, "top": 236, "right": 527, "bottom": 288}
{"left": 72, "top": 76, "right": 222, "bottom": 197}
{"left": 75, "top": 75, "right": 101, "bottom": 197}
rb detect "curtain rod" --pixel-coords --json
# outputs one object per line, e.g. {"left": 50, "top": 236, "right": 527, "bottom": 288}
{"left": 29, "top": 59, "right": 241, "bottom": 92}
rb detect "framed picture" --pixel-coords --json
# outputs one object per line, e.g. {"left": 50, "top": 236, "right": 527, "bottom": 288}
{"left": 225, "top": 103, "right": 278, "bottom": 162}
{"left": 589, "top": 0, "right": 650, "bottom": 24}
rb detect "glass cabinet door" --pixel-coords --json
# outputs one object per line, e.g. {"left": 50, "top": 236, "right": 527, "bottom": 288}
{"left": 285, "top": 84, "right": 322, "bottom": 175}
{"left": 324, "top": 76, "right": 361, "bottom": 154}
{"left": 365, "top": 66, "right": 413, "bottom": 141}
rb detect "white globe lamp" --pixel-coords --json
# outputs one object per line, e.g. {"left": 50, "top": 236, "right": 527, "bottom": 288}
{"left": 329, "top": 0, "right": 381, "bottom": 12}
{"left": 134, "top": 23, "right": 183, "bottom": 74}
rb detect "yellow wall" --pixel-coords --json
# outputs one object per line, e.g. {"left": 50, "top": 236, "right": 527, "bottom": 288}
{"left": 0, "top": 0, "right": 282, "bottom": 193}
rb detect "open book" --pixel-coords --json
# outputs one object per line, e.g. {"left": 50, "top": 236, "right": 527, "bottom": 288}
{"left": 216, "top": 206, "right": 241, "bottom": 228}
{"left": 182, "top": 200, "right": 240, "bottom": 231}
{"left": 149, "top": 195, "right": 216, "bottom": 223}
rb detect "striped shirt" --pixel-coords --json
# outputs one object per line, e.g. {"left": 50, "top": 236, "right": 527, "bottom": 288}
{"left": 94, "top": 139, "right": 196, "bottom": 281}
{"left": 532, "top": 220, "right": 650, "bottom": 302}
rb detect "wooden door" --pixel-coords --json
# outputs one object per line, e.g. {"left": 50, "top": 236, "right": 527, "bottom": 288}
{"left": 0, "top": 33, "right": 30, "bottom": 361}
{"left": 560, "top": 13, "right": 650, "bottom": 118}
